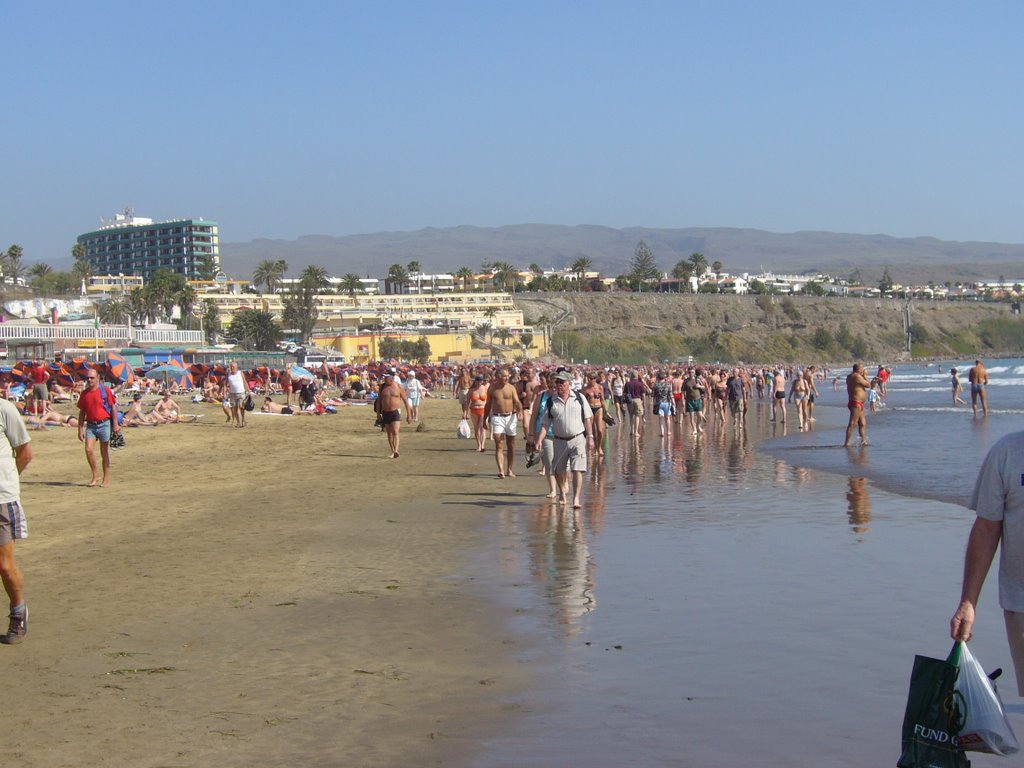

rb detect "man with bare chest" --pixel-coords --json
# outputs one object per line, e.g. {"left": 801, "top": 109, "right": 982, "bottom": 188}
{"left": 483, "top": 368, "right": 524, "bottom": 478}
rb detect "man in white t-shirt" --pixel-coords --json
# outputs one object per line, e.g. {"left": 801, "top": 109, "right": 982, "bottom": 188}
{"left": 951, "top": 430, "right": 1024, "bottom": 694}
{"left": 226, "top": 362, "right": 250, "bottom": 428}
{"left": 0, "top": 398, "right": 32, "bottom": 644}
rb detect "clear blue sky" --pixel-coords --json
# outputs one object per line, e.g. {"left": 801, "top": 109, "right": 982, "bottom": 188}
{"left": 4, "top": 1, "right": 1023, "bottom": 266}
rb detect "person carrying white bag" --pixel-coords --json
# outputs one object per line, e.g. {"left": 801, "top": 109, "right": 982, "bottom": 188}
{"left": 953, "top": 641, "right": 1019, "bottom": 755}
{"left": 951, "top": 431, "right": 1024, "bottom": 701}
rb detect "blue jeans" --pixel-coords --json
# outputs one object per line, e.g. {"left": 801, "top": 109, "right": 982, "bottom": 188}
{"left": 86, "top": 420, "right": 111, "bottom": 443}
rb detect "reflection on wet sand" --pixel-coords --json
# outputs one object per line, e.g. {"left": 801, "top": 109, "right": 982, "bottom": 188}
{"left": 526, "top": 502, "right": 597, "bottom": 635}
{"left": 846, "top": 476, "right": 872, "bottom": 535}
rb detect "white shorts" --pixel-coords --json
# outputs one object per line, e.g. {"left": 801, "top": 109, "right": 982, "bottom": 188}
{"left": 552, "top": 434, "right": 587, "bottom": 474}
{"left": 490, "top": 413, "right": 518, "bottom": 436}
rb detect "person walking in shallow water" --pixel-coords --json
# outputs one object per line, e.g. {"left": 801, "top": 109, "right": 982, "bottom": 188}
{"left": 951, "top": 367, "right": 965, "bottom": 406}
{"left": 843, "top": 364, "right": 871, "bottom": 448}
{"left": 969, "top": 359, "right": 989, "bottom": 417}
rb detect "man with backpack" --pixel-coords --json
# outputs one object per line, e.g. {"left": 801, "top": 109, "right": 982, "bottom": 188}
{"left": 77, "top": 370, "right": 121, "bottom": 487}
{"left": 536, "top": 370, "right": 594, "bottom": 510}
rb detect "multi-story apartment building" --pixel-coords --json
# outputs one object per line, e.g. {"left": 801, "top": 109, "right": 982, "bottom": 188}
{"left": 77, "top": 209, "right": 220, "bottom": 281}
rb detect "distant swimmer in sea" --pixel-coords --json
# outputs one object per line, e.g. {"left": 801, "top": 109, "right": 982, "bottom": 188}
{"left": 951, "top": 367, "right": 965, "bottom": 406}
{"left": 968, "top": 359, "right": 989, "bottom": 417}
{"left": 843, "top": 363, "right": 871, "bottom": 448}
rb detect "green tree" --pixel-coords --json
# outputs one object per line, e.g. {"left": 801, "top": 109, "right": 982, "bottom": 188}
{"left": 4, "top": 245, "right": 25, "bottom": 285}
{"left": 28, "top": 263, "right": 53, "bottom": 283}
{"left": 407, "top": 260, "right": 422, "bottom": 293}
{"left": 175, "top": 283, "right": 198, "bottom": 329}
{"left": 570, "top": 256, "right": 593, "bottom": 291}
{"left": 281, "top": 273, "right": 321, "bottom": 342}
{"left": 339, "top": 273, "right": 363, "bottom": 297}
{"left": 803, "top": 280, "right": 827, "bottom": 296}
{"left": 879, "top": 266, "right": 895, "bottom": 295}
{"left": 97, "top": 298, "right": 132, "bottom": 325}
{"left": 199, "top": 299, "right": 221, "bottom": 344}
{"left": 228, "top": 308, "right": 282, "bottom": 351}
{"left": 689, "top": 252, "right": 708, "bottom": 280}
{"left": 712, "top": 260, "right": 723, "bottom": 276}
{"left": 387, "top": 264, "right": 409, "bottom": 294}
{"left": 491, "top": 261, "right": 518, "bottom": 293}
{"left": 299, "top": 264, "right": 331, "bottom": 293}
{"left": 812, "top": 327, "right": 834, "bottom": 350}
{"left": 455, "top": 266, "right": 474, "bottom": 292}
{"left": 253, "top": 259, "right": 288, "bottom": 293}
{"left": 31, "top": 270, "right": 78, "bottom": 296}
{"left": 629, "top": 241, "right": 660, "bottom": 292}
{"left": 671, "top": 260, "right": 693, "bottom": 292}
{"left": 519, "top": 332, "right": 534, "bottom": 349}
{"left": 195, "top": 253, "right": 219, "bottom": 281}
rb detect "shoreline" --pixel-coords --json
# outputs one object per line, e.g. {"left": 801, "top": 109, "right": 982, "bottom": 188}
{"left": 9, "top": 397, "right": 543, "bottom": 766}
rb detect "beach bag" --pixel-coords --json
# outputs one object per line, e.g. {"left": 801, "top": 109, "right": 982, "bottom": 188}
{"left": 456, "top": 418, "right": 471, "bottom": 439}
{"left": 955, "top": 641, "right": 1019, "bottom": 755}
{"left": 898, "top": 643, "right": 969, "bottom": 768}
{"left": 603, "top": 411, "right": 616, "bottom": 426}
{"left": 110, "top": 431, "right": 126, "bottom": 450}
{"left": 243, "top": 394, "right": 255, "bottom": 412}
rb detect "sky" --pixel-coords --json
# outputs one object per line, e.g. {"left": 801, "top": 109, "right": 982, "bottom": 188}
{"left": 3, "top": 1, "right": 1024, "bottom": 267}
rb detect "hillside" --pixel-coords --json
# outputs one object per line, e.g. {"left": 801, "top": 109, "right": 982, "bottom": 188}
{"left": 220, "top": 224, "right": 1024, "bottom": 286}
{"left": 512, "top": 292, "right": 1023, "bottom": 365}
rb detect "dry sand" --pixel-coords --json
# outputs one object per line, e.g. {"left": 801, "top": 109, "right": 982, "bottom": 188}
{"left": 8, "top": 396, "right": 538, "bottom": 767}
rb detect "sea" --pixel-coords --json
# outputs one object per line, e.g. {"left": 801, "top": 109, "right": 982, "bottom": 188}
{"left": 459, "top": 359, "right": 1024, "bottom": 767}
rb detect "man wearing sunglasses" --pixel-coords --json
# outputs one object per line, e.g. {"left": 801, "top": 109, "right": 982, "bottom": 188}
{"left": 77, "top": 371, "right": 121, "bottom": 487}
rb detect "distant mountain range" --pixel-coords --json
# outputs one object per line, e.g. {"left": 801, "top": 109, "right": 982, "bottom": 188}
{"left": 219, "top": 225, "right": 1024, "bottom": 285}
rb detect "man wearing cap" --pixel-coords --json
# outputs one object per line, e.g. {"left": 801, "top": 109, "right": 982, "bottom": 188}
{"left": 374, "top": 369, "right": 411, "bottom": 458}
{"left": 537, "top": 370, "right": 594, "bottom": 509}
{"left": 483, "top": 368, "right": 524, "bottom": 478}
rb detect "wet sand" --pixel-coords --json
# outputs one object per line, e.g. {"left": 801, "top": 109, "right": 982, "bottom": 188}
{"left": 7, "top": 396, "right": 541, "bottom": 767}
{"left": 11, "top": 393, "right": 1024, "bottom": 766}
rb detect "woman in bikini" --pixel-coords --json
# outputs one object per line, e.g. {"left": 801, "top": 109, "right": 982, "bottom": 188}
{"left": 465, "top": 375, "right": 489, "bottom": 452}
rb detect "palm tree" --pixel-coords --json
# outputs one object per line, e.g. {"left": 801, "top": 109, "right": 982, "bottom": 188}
{"left": 529, "top": 263, "right": 542, "bottom": 276}
{"left": 28, "top": 263, "right": 53, "bottom": 281}
{"left": 339, "top": 273, "right": 363, "bottom": 298}
{"left": 97, "top": 298, "right": 131, "bottom": 325}
{"left": 387, "top": 264, "right": 409, "bottom": 294}
{"left": 253, "top": 259, "right": 287, "bottom": 294}
{"left": 407, "top": 260, "right": 422, "bottom": 293}
{"left": 175, "top": 284, "right": 198, "bottom": 328}
{"left": 228, "top": 308, "right": 282, "bottom": 351}
{"left": 455, "top": 266, "right": 474, "bottom": 292}
{"left": 688, "top": 252, "right": 708, "bottom": 279}
{"left": 491, "top": 261, "right": 518, "bottom": 293}
{"left": 299, "top": 264, "right": 331, "bottom": 292}
{"left": 671, "top": 260, "right": 694, "bottom": 292}
{"left": 4, "top": 245, "right": 25, "bottom": 286}
{"left": 712, "top": 260, "right": 723, "bottom": 277}
{"left": 570, "top": 256, "right": 593, "bottom": 291}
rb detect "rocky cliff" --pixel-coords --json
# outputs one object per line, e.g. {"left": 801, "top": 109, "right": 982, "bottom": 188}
{"left": 513, "top": 292, "right": 1022, "bottom": 364}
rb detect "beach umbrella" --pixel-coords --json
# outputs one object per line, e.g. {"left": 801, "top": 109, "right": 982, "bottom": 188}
{"left": 145, "top": 364, "right": 194, "bottom": 389}
{"left": 54, "top": 364, "right": 76, "bottom": 388}
{"left": 72, "top": 358, "right": 94, "bottom": 379}
{"left": 106, "top": 352, "right": 135, "bottom": 384}
{"left": 289, "top": 364, "right": 315, "bottom": 380}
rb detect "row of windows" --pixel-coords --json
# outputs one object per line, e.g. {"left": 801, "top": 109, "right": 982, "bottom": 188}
{"left": 81, "top": 225, "right": 217, "bottom": 243}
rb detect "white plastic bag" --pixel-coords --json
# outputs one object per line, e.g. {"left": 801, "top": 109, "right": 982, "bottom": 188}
{"left": 955, "top": 641, "right": 1020, "bottom": 755}
{"left": 456, "top": 418, "right": 471, "bottom": 439}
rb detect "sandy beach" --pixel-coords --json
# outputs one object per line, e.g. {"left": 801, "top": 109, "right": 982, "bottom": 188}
{"left": 8, "top": 395, "right": 537, "bottom": 767}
